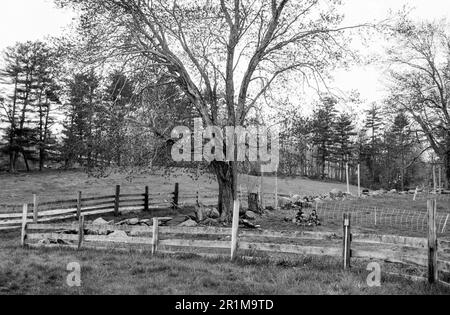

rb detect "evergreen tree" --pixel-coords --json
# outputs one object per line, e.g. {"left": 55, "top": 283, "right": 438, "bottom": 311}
{"left": 311, "top": 96, "right": 338, "bottom": 179}
{"left": 333, "top": 113, "right": 356, "bottom": 181}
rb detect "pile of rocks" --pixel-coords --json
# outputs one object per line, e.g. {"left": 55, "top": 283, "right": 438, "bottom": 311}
{"left": 292, "top": 209, "right": 321, "bottom": 227}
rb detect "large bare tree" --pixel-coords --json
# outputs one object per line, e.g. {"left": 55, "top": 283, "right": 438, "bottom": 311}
{"left": 58, "top": 0, "right": 361, "bottom": 218}
{"left": 386, "top": 19, "right": 450, "bottom": 188}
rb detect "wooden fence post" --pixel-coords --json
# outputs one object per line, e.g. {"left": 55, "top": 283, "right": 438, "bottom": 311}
{"left": 78, "top": 215, "right": 85, "bottom": 250}
{"left": 427, "top": 199, "right": 438, "bottom": 284}
{"left": 274, "top": 173, "right": 278, "bottom": 210}
{"left": 343, "top": 213, "right": 352, "bottom": 269}
{"left": 144, "top": 186, "right": 149, "bottom": 212}
{"left": 346, "top": 163, "right": 350, "bottom": 195}
{"left": 114, "top": 185, "right": 121, "bottom": 217}
{"left": 433, "top": 165, "right": 437, "bottom": 192}
{"left": 173, "top": 183, "right": 179, "bottom": 209}
{"left": 21, "top": 204, "right": 28, "bottom": 247}
{"left": 152, "top": 218, "right": 160, "bottom": 255}
{"left": 77, "top": 191, "right": 82, "bottom": 220}
{"left": 357, "top": 164, "right": 361, "bottom": 198}
{"left": 33, "top": 194, "right": 39, "bottom": 224}
{"left": 231, "top": 200, "right": 240, "bottom": 260}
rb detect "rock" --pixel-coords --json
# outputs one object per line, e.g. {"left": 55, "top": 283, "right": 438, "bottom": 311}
{"left": 362, "top": 189, "right": 370, "bottom": 195}
{"left": 209, "top": 208, "right": 220, "bottom": 219}
{"left": 128, "top": 218, "right": 140, "bottom": 226}
{"left": 389, "top": 189, "right": 398, "bottom": 194}
{"left": 186, "top": 212, "right": 198, "bottom": 221}
{"left": 139, "top": 219, "right": 151, "bottom": 226}
{"left": 179, "top": 219, "right": 198, "bottom": 227}
{"left": 109, "top": 231, "right": 129, "bottom": 238}
{"left": 278, "top": 197, "right": 291, "bottom": 208}
{"left": 290, "top": 195, "right": 303, "bottom": 203}
{"left": 93, "top": 218, "right": 109, "bottom": 226}
{"left": 202, "top": 218, "right": 219, "bottom": 226}
{"left": 244, "top": 211, "right": 257, "bottom": 220}
{"left": 330, "top": 189, "right": 344, "bottom": 198}
{"left": 167, "top": 216, "right": 189, "bottom": 226}
{"left": 195, "top": 205, "right": 208, "bottom": 222}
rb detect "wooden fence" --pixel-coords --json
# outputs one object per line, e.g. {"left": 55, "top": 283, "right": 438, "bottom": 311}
{"left": 20, "top": 201, "right": 450, "bottom": 286}
{"left": 0, "top": 183, "right": 286, "bottom": 231}
{"left": 0, "top": 185, "right": 179, "bottom": 231}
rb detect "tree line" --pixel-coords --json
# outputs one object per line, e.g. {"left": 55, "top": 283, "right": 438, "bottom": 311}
{"left": 278, "top": 97, "right": 424, "bottom": 190}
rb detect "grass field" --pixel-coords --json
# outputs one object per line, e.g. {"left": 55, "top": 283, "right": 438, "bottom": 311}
{"left": 0, "top": 169, "right": 361, "bottom": 206}
{"left": 0, "top": 232, "right": 449, "bottom": 295}
{"left": 1, "top": 170, "right": 449, "bottom": 295}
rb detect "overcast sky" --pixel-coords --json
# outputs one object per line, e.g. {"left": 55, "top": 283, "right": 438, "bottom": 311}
{"left": 0, "top": 0, "right": 449, "bottom": 112}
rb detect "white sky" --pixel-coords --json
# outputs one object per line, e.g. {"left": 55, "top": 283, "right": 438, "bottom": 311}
{"left": 0, "top": 0, "right": 449, "bottom": 111}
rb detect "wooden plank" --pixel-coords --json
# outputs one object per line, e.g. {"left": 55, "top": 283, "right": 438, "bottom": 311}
{"left": 39, "top": 199, "right": 78, "bottom": 207}
{"left": 120, "top": 194, "right": 146, "bottom": 198}
{"left": 33, "top": 194, "right": 39, "bottom": 224}
{"left": 81, "top": 200, "right": 114, "bottom": 208}
{"left": 144, "top": 186, "right": 149, "bottom": 212}
{"left": 0, "top": 207, "right": 77, "bottom": 220}
{"left": 28, "top": 223, "right": 79, "bottom": 231}
{"left": 352, "top": 249, "right": 428, "bottom": 267}
{"left": 159, "top": 239, "right": 230, "bottom": 249}
{"left": 428, "top": 199, "right": 438, "bottom": 284}
{"left": 27, "top": 233, "right": 154, "bottom": 245}
{"left": 84, "top": 235, "right": 154, "bottom": 245}
{"left": 119, "top": 199, "right": 145, "bottom": 205}
{"left": 77, "top": 191, "right": 82, "bottom": 220}
{"left": 82, "top": 209, "right": 114, "bottom": 217}
{"left": 343, "top": 213, "right": 352, "bottom": 269}
{"left": 240, "top": 230, "right": 342, "bottom": 241}
{"left": 353, "top": 234, "right": 428, "bottom": 249}
{"left": 239, "top": 242, "right": 341, "bottom": 257}
{"left": 231, "top": 200, "right": 240, "bottom": 260}
{"left": 21, "top": 204, "right": 28, "bottom": 247}
{"left": 160, "top": 226, "right": 231, "bottom": 236}
{"left": 114, "top": 185, "right": 121, "bottom": 216}
{"left": 152, "top": 218, "right": 159, "bottom": 255}
{"left": 78, "top": 216, "right": 85, "bottom": 250}
{"left": 81, "top": 195, "right": 115, "bottom": 202}
{"left": 173, "top": 183, "right": 179, "bottom": 209}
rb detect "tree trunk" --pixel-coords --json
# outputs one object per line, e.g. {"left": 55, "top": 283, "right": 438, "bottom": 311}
{"left": 212, "top": 161, "right": 236, "bottom": 222}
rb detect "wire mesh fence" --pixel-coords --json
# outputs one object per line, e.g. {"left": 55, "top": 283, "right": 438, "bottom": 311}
{"left": 315, "top": 201, "right": 450, "bottom": 236}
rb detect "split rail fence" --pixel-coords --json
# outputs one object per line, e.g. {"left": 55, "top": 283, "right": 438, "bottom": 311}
{"left": 20, "top": 199, "right": 450, "bottom": 286}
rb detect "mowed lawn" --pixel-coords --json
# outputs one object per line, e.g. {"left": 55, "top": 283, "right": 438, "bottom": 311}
{"left": 0, "top": 233, "right": 449, "bottom": 295}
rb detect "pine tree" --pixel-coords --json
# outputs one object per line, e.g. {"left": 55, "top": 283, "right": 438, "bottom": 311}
{"left": 333, "top": 113, "right": 356, "bottom": 181}
{"left": 61, "top": 71, "right": 100, "bottom": 168}
{"left": 364, "top": 103, "right": 384, "bottom": 184}
{"left": 311, "top": 96, "right": 338, "bottom": 179}
{"left": 0, "top": 41, "right": 58, "bottom": 171}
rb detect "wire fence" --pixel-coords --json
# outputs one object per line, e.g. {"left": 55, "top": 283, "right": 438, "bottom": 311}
{"left": 315, "top": 201, "right": 450, "bottom": 236}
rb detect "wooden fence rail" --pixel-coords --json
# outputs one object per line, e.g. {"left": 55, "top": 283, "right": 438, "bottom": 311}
{"left": 20, "top": 210, "right": 450, "bottom": 286}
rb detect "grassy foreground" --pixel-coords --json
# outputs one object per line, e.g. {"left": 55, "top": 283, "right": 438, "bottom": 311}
{"left": 0, "top": 234, "right": 449, "bottom": 295}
